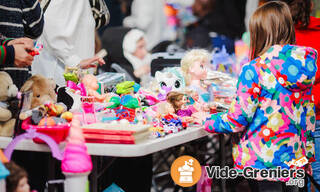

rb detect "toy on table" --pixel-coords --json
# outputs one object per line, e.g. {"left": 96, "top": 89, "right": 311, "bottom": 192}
{"left": 161, "top": 114, "right": 187, "bottom": 134}
{"left": 116, "top": 81, "right": 135, "bottom": 95}
{"left": 0, "top": 72, "right": 18, "bottom": 137}
{"left": 81, "top": 74, "right": 108, "bottom": 102}
{"left": 181, "top": 49, "right": 212, "bottom": 103}
{"left": 62, "top": 119, "right": 92, "bottom": 192}
{"left": 166, "top": 91, "right": 194, "bottom": 123}
{"left": 20, "top": 74, "right": 57, "bottom": 109}
{"left": 155, "top": 67, "right": 185, "bottom": 101}
{"left": 64, "top": 67, "right": 80, "bottom": 83}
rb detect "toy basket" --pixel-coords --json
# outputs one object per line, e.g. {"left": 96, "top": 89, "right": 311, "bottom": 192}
{"left": 21, "top": 117, "right": 70, "bottom": 144}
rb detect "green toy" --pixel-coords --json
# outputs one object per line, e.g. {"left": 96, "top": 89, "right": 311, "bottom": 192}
{"left": 107, "top": 96, "right": 121, "bottom": 108}
{"left": 116, "top": 81, "right": 135, "bottom": 94}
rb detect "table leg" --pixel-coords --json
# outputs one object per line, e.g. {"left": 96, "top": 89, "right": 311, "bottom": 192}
{"left": 48, "top": 155, "right": 56, "bottom": 192}
{"left": 90, "top": 156, "right": 98, "bottom": 192}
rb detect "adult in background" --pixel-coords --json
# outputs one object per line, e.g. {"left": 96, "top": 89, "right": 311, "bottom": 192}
{"left": 123, "top": 0, "right": 171, "bottom": 50}
{"left": 186, "top": 0, "right": 247, "bottom": 53}
{"left": 32, "top": 0, "right": 105, "bottom": 86}
{"left": 0, "top": 0, "right": 44, "bottom": 89}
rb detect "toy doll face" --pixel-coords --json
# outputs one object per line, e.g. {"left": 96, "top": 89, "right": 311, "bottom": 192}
{"left": 190, "top": 59, "right": 208, "bottom": 80}
{"left": 16, "top": 177, "right": 30, "bottom": 192}
{"left": 133, "top": 38, "right": 148, "bottom": 60}
{"left": 175, "top": 95, "right": 187, "bottom": 109}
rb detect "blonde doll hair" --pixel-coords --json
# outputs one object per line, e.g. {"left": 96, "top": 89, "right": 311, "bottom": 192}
{"left": 180, "top": 49, "right": 210, "bottom": 86}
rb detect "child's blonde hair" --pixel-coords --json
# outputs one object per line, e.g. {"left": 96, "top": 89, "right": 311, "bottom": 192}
{"left": 180, "top": 49, "right": 210, "bottom": 86}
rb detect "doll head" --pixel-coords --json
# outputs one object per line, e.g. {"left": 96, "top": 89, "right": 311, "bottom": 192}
{"left": 181, "top": 49, "right": 211, "bottom": 85}
{"left": 166, "top": 91, "right": 187, "bottom": 112}
{"left": 82, "top": 74, "right": 99, "bottom": 91}
{"left": 4, "top": 162, "right": 30, "bottom": 192}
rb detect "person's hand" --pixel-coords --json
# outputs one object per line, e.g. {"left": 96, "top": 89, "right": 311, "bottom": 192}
{"left": 13, "top": 44, "right": 34, "bottom": 67}
{"left": 79, "top": 56, "right": 105, "bottom": 69}
{"left": 7, "top": 37, "right": 34, "bottom": 48}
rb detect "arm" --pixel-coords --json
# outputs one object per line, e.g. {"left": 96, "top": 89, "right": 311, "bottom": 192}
{"left": 0, "top": 45, "right": 15, "bottom": 66}
{"left": 204, "top": 63, "right": 261, "bottom": 133}
{"left": 123, "top": 0, "right": 153, "bottom": 31}
{"left": 21, "top": 0, "right": 44, "bottom": 38}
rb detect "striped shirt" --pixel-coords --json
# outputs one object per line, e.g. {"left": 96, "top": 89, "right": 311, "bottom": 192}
{"left": 0, "top": 34, "right": 14, "bottom": 66}
{"left": 0, "top": 0, "right": 44, "bottom": 39}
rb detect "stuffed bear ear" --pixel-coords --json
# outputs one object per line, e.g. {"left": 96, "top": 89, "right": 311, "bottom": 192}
{"left": 20, "top": 79, "right": 34, "bottom": 92}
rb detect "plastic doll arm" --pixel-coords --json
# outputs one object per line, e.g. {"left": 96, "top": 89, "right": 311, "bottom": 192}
{"left": 21, "top": 0, "right": 44, "bottom": 38}
{"left": 204, "top": 63, "right": 261, "bottom": 134}
{"left": 41, "top": 0, "right": 88, "bottom": 67}
{"left": 123, "top": 0, "right": 153, "bottom": 30}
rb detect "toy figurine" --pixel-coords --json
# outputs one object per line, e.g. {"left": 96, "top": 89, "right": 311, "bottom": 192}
{"left": 155, "top": 67, "right": 185, "bottom": 101}
{"left": 81, "top": 74, "right": 108, "bottom": 102}
{"left": 166, "top": 91, "right": 194, "bottom": 123}
{"left": 181, "top": 49, "right": 211, "bottom": 103}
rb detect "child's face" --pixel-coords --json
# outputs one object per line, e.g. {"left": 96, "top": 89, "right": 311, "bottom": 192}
{"left": 15, "top": 177, "right": 30, "bottom": 192}
{"left": 133, "top": 38, "right": 148, "bottom": 60}
{"left": 190, "top": 59, "right": 208, "bottom": 80}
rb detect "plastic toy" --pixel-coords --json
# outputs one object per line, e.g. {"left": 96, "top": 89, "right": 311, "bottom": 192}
{"left": 181, "top": 49, "right": 212, "bottom": 103}
{"left": 155, "top": 67, "right": 185, "bottom": 101}
{"left": 82, "top": 74, "right": 108, "bottom": 102}
{"left": 116, "top": 81, "right": 135, "bottom": 95}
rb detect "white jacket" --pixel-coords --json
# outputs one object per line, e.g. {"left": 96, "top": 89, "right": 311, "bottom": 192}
{"left": 123, "top": 0, "right": 170, "bottom": 50}
{"left": 32, "top": 0, "right": 95, "bottom": 86}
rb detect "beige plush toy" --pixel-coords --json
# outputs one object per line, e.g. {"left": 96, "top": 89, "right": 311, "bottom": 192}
{"left": 20, "top": 75, "right": 57, "bottom": 109}
{"left": 0, "top": 72, "right": 18, "bottom": 137}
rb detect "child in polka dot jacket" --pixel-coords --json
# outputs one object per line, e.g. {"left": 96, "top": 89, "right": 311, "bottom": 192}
{"left": 204, "top": 1, "right": 317, "bottom": 180}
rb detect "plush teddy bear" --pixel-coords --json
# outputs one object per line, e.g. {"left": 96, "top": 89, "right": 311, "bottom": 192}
{"left": 0, "top": 72, "right": 18, "bottom": 137}
{"left": 20, "top": 75, "right": 57, "bottom": 109}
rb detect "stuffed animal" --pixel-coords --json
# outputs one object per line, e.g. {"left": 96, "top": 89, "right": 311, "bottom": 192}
{"left": 0, "top": 72, "right": 18, "bottom": 136}
{"left": 155, "top": 67, "right": 185, "bottom": 101}
{"left": 20, "top": 75, "right": 57, "bottom": 109}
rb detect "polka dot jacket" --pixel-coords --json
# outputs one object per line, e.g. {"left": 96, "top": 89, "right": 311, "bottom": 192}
{"left": 204, "top": 45, "right": 318, "bottom": 172}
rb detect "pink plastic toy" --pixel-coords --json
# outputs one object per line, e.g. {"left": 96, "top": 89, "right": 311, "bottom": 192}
{"left": 61, "top": 119, "right": 92, "bottom": 173}
{"left": 81, "top": 74, "right": 107, "bottom": 102}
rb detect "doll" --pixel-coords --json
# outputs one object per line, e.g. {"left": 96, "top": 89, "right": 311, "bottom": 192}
{"left": 166, "top": 91, "right": 194, "bottom": 123}
{"left": 181, "top": 49, "right": 211, "bottom": 103}
{"left": 4, "top": 162, "right": 30, "bottom": 192}
{"left": 155, "top": 67, "right": 186, "bottom": 101}
{"left": 81, "top": 74, "right": 108, "bottom": 102}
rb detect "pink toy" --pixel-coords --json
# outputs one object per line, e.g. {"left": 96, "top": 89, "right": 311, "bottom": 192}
{"left": 81, "top": 74, "right": 107, "bottom": 102}
{"left": 61, "top": 119, "right": 92, "bottom": 174}
{"left": 66, "top": 81, "right": 87, "bottom": 96}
